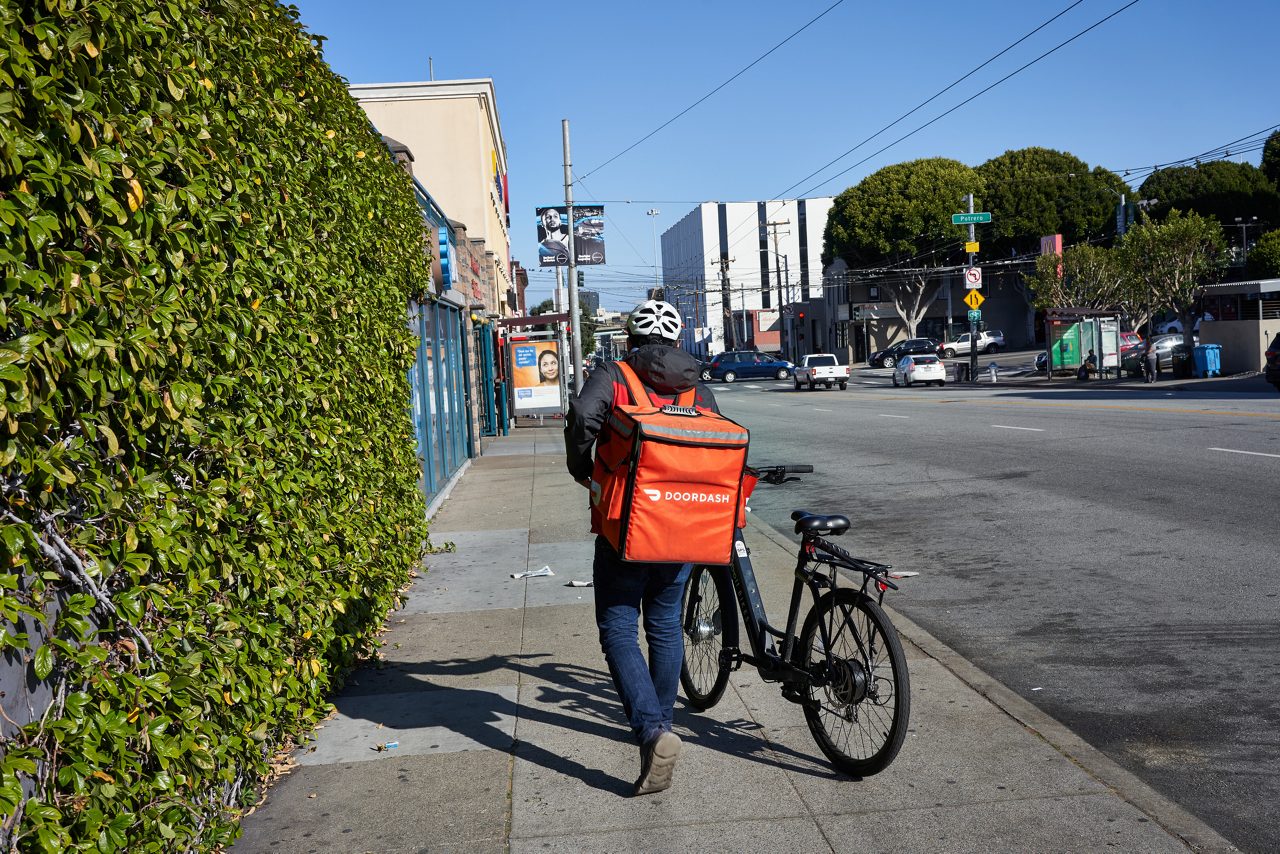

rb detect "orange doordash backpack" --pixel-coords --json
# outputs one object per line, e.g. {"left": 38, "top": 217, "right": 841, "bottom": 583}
{"left": 590, "top": 361, "right": 750, "bottom": 565}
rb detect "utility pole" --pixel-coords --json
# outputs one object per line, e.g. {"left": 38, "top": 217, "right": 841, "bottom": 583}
{"left": 767, "top": 219, "right": 789, "bottom": 357}
{"left": 711, "top": 257, "right": 735, "bottom": 350}
{"left": 554, "top": 266, "right": 570, "bottom": 409}
{"left": 562, "top": 120, "right": 583, "bottom": 395}
{"left": 647, "top": 209, "right": 661, "bottom": 294}
{"left": 966, "top": 193, "right": 978, "bottom": 385}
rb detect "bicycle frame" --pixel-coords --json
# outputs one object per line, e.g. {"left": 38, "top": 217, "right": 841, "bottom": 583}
{"left": 719, "top": 526, "right": 898, "bottom": 685}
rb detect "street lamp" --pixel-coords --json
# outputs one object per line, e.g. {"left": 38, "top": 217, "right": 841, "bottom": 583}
{"left": 646, "top": 209, "right": 661, "bottom": 295}
{"left": 1234, "top": 216, "right": 1259, "bottom": 264}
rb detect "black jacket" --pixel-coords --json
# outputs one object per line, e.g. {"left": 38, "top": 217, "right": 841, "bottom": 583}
{"left": 564, "top": 345, "right": 719, "bottom": 482}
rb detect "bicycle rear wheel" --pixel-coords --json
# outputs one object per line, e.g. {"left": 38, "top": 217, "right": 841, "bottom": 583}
{"left": 680, "top": 565, "right": 738, "bottom": 710}
{"left": 797, "top": 588, "right": 910, "bottom": 776}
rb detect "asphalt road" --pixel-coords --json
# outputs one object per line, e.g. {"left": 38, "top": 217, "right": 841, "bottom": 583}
{"left": 710, "top": 370, "right": 1280, "bottom": 853}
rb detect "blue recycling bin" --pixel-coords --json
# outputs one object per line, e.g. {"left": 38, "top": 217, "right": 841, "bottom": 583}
{"left": 1193, "top": 344, "right": 1222, "bottom": 378}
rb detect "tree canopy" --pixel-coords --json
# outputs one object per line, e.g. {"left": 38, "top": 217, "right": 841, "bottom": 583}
{"left": 823, "top": 158, "right": 980, "bottom": 336}
{"left": 1261, "top": 131, "right": 1280, "bottom": 189}
{"left": 1246, "top": 229, "right": 1280, "bottom": 279}
{"left": 976, "top": 147, "right": 1129, "bottom": 257}
{"left": 1138, "top": 160, "right": 1280, "bottom": 227}
{"left": 1119, "top": 210, "right": 1226, "bottom": 345}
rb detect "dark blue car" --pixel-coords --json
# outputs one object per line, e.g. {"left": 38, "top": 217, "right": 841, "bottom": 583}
{"left": 707, "top": 351, "right": 795, "bottom": 383}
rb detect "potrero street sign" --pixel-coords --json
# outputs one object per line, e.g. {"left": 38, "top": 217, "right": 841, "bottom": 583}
{"left": 953, "top": 212, "right": 992, "bottom": 224}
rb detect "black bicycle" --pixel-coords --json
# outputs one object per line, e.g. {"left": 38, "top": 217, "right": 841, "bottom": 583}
{"left": 680, "top": 464, "right": 912, "bottom": 776}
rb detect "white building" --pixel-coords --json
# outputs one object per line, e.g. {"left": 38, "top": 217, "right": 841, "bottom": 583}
{"left": 660, "top": 198, "right": 833, "bottom": 359}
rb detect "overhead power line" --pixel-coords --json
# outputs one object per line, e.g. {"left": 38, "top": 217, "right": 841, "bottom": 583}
{"left": 576, "top": 0, "right": 846, "bottom": 181}
{"left": 797, "top": 0, "right": 1144, "bottom": 198}
{"left": 776, "top": 0, "right": 1087, "bottom": 200}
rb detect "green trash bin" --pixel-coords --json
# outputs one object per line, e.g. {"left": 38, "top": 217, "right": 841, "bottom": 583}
{"left": 1171, "top": 345, "right": 1192, "bottom": 379}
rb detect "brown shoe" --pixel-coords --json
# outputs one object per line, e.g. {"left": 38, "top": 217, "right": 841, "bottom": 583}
{"left": 633, "top": 731, "right": 681, "bottom": 796}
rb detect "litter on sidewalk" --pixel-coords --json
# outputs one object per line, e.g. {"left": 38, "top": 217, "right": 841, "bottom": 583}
{"left": 565, "top": 579, "right": 593, "bottom": 587}
{"left": 511, "top": 565, "right": 554, "bottom": 579}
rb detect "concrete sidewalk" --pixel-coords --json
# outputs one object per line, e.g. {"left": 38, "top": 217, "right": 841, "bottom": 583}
{"left": 236, "top": 425, "right": 1235, "bottom": 853}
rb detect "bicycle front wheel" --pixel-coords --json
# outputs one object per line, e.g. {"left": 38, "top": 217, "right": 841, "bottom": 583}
{"left": 797, "top": 588, "right": 910, "bottom": 776}
{"left": 680, "top": 565, "right": 738, "bottom": 710}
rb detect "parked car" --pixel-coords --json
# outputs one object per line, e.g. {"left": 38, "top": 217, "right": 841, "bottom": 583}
{"left": 1119, "top": 334, "right": 1190, "bottom": 375}
{"left": 1155, "top": 313, "right": 1212, "bottom": 335}
{"left": 869, "top": 337, "right": 941, "bottom": 369}
{"left": 707, "top": 350, "right": 795, "bottom": 382}
{"left": 892, "top": 354, "right": 946, "bottom": 387}
{"left": 1264, "top": 332, "right": 1280, "bottom": 392}
{"left": 794, "top": 353, "right": 849, "bottom": 390}
{"left": 938, "top": 330, "right": 1004, "bottom": 357}
{"left": 1119, "top": 331, "right": 1143, "bottom": 350}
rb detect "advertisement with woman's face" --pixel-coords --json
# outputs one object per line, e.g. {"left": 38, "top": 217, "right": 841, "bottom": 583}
{"left": 511, "top": 341, "right": 563, "bottom": 412}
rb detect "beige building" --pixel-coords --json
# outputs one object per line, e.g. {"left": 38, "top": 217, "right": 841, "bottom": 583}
{"left": 351, "top": 79, "right": 512, "bottom": 313}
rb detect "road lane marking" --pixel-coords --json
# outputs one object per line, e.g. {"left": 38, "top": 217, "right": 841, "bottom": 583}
{"left": 814, "top": 408, "right": 833, "bottom": 412}
{"left": 1209, "top": 447, "right": 1280, "bottom": 459}
{"left": 879, "top": 414, "right": 909, "bottom": 419}
{"left": 789, "top": 394, "right": 1280, "bottom": 420}
{"left": 992, "top": 425, "right": 1044, "bottom": 432}
{"left": 744, "top": 384, "right": 762, "bottom": 389}
{"left": 768, "top": 403, "right": 781, "bottom": 407}
{"left": 712, "top": 386, "right": 730, "bottom": 391}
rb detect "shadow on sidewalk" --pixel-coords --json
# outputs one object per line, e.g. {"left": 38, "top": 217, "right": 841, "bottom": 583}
{"left": 333, "top": 653, "right": 840, "bottom": 796}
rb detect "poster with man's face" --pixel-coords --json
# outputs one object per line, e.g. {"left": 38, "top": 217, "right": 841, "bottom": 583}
{"left": 536, "top": 205, "right": 606, "bottom": 267}
{"left": 537, "top": 207, "right": 569, "bottom": 267}
{"left": 511, "top": 341, "right": 563, "bottom": 412}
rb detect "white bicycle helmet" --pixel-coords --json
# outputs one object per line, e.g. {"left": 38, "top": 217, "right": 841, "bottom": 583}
{"left": 627, "top": 299, "right": 683, "bottom": 340}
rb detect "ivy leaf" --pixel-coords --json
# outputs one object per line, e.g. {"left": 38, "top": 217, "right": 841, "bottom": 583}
{"left": 34, "top": 645, "right": 54, "bottom": 680}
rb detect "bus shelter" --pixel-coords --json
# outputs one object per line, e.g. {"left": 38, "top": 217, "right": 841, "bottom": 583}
{"left": 1044, "top": 307, "right": 1123, "bottom": 381}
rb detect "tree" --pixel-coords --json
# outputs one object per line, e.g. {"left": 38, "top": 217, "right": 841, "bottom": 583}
{"left": 824, "top": 158, "right": 981, "bottom": 337}
{"left": 1119, "top": 210, "right": 1226, "bottom": 350}
{"left": 977, "top": 148, "right": 1130, "bottom": 257}
{"left": 1024, "top": 244, "right": 1150, "bottom": 332}
{"left": 530, "top": 297, "right": 596, "bottom": 355}
{"left": 1246, "top": 228, "right": 1280, "bottom": 278}
{"left": 1261, "top": 131, "right": 1280, "bottom": 189}
{"left": 1138, "top": 161, "right": 1280, "bottom": 228}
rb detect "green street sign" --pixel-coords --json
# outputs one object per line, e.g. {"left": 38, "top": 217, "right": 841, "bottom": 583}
{"left": 952, "top": 212, "right": 992, "bottom": 224}
{"left": 967, "top": 309, "right": 982, "bottom": 322}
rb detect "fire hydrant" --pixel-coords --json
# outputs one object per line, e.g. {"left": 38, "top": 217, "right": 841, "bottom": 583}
{"left": 987, "top": 362, "right": 999, "bottom": 383}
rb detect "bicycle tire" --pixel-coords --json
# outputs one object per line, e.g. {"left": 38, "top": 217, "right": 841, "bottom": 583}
{"left": 797, "top": 588, "right": 910, "bottom": 776}
{"left": 680, "top": 565, "right": 738, "bottom": 710}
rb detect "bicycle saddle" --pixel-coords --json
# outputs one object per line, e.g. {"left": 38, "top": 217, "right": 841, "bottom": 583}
{"left": 790, "top": 510, "right": 850, "bottom": 536}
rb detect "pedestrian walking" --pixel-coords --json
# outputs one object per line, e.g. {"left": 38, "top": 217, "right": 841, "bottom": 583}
{"left": 564, "top": 300, "right": 722, "bottom": 796}
{"left": 1143, "top": 343, "right": 1158, "bottom": 383}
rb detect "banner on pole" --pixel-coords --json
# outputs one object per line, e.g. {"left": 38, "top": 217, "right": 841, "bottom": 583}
{"left": 537, "top": 205, "right": 606, "bottom": 267}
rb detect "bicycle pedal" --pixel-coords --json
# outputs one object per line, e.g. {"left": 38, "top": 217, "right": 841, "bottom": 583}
{"left": 720, "top": 646, "right": 744, "bottom": 672}
{"left": 781, "top": 683, "right": 807, "bottom": 705}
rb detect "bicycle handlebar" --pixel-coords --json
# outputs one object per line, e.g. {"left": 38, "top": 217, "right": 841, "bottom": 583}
{"left": 748, "top": 464, "right": 813, "bottom": 484}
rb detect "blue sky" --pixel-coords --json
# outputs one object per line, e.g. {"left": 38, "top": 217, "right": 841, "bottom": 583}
{"left": 290, "top": 0, "right": 1279, "bottom": 310}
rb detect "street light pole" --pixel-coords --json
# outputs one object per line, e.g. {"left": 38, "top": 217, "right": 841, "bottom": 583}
{"left": 647, "top": 209, "right": 661, "bottom": 295}
{"left": 1235, "top": 216, "right": 1259, "bottom": 264}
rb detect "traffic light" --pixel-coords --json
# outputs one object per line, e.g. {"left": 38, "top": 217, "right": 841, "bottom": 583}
{"left": 798, "top": 311, "right": 806, "bottom": 320}
{"left": 577, "top": 270, "right": 585, "bottom": 288}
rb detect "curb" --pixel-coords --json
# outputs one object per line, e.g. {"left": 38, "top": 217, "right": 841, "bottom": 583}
{"left": 744, "top": 515, "right": 1239, "bottom": 853}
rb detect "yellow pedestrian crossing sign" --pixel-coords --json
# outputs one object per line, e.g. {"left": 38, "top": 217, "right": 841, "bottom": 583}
{"left": 963, "top": 290, "right": 985, "bottom": 310}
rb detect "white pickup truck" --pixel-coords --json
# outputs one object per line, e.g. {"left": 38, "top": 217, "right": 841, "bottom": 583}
{"left": 794, "top": 353, "right": 849, "bottom": 390}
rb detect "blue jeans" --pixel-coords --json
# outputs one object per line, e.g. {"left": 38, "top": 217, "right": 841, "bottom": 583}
{"left": 592, "top": 537, "right": 693, "bottom": 746}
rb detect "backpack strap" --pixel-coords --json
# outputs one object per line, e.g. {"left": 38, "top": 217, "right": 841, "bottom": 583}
{"left": 615, "top": 360, "right": 697, "bottom": 407}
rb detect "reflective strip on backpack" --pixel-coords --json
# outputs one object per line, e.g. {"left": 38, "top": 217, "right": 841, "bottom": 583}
{"left": 637, "top": 420, "right": 748, "bottom": 446}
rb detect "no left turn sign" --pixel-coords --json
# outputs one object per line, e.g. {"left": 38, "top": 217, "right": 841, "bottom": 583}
{"left": 964, "top": 267, "right": 982, "bottom": 289}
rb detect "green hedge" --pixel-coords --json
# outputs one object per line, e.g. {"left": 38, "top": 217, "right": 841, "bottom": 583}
{"left": 1, "top": 1, "right": 432, "bottom": 849}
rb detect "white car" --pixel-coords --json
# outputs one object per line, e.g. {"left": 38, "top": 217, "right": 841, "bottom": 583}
{"left": 892, "top": 354, "right": 946, "bottom": 387}
{"left": 938, "top": 330, "right": 1004, "bottom": 357}
{"left": 1156, "top": 313, "right": 1212, "bottom": 335}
